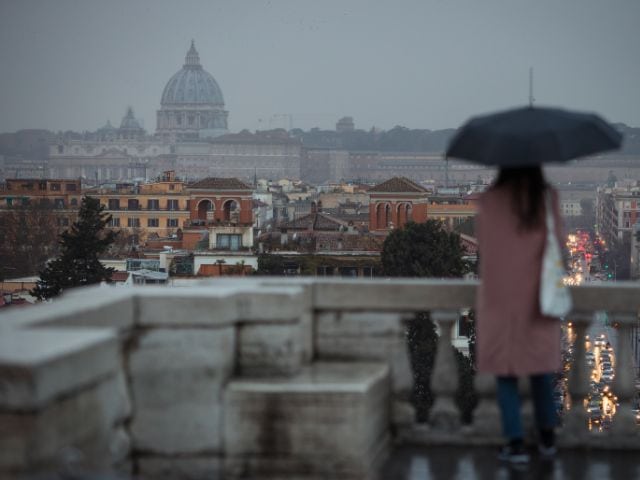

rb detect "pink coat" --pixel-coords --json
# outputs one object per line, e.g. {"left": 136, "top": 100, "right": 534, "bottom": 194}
{"left": 475, "top": 185, "right": 563, "bottom": 376}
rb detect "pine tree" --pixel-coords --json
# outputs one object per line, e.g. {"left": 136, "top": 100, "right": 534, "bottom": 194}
{"left": 32, "top": 196, "right": 117, "bottom": 300}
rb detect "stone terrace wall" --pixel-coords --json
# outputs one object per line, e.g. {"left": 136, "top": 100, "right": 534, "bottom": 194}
{"left": 0, "top": 282, "right": 393, "bottom": 479}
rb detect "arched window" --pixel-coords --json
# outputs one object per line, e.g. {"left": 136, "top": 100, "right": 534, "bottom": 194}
{"left": 376, "top": 202, "right": 391, "bottom": 229}
{"left": 197, "top": 199, "right": 214, "bottom": 222}
{"left": 223, "top": 199, "right": 240, "bottom": 222}
{"left": 397, "top": 203, "right": 413, "bottom": 228}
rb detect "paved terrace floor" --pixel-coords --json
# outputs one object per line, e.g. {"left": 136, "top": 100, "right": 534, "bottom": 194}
{"left": 380, "top": 445, "right": 640, "bottom": 480}
{"left": 25, "top": 446, "right": 640, "bottom": 479}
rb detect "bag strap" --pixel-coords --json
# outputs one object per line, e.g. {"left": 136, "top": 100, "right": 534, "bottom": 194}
{"left": 544, "top": 189, "right": 555, "bottom": 237}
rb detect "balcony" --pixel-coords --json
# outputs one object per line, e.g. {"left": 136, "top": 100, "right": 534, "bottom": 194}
{"left": 184, "top": 218, "right": 246, "bottom": 228}
{"left": 1, "top": 279, "right": 639, "bottom": 479}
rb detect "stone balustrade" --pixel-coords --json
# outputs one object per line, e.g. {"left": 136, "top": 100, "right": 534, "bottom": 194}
{"left": 0, "top": 278, "right": 639, "bottom": 479}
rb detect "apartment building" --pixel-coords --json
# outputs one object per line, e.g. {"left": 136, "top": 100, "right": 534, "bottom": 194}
{"left": 0, "top": 178, "right": 82, "bottom": 227}
{"left": 596, "top": 183, "right": 640, "bottom": 246}
{"left": 87, "top": 171, "right": 190, "bottom": 238}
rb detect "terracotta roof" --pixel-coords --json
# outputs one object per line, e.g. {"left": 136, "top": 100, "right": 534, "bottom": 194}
{"left": 109, "top": 271, "right": 130, "bottom": 282}
{"left": 367, "top": 177, "right": 427, "bottom": 193}
{"left": 188, "top": 177, "right": 252, "bottom": 190}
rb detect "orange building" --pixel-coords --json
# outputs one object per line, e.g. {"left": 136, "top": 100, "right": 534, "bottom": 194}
{"left": 368, "top": 177, "right": 429, "bottom": 231}
{"left": 0, "top": 178, "right": 82, "bottom": 227}
{"left": 183, "top": 177, "right": 254, "bottom": 251}
{"left": 187, "top": 177, "right": 253, "bottom": 225}
{"left": 367, "top": 176, "right": 477, "bottom": 233}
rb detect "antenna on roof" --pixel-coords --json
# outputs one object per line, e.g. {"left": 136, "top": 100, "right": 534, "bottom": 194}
{"left": 529, "top": 67, "right": 535, "bottom": 107}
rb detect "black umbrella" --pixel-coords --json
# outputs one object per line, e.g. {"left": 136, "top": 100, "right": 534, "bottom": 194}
{"left": 445, "top": 106, "right": 623, "bottom": 167}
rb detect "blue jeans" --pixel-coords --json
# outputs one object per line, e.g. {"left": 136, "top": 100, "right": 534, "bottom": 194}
{"left": 496, "top": 374, "right": 557, "bottom": 441}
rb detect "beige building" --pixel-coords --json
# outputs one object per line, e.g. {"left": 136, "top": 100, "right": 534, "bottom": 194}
{"left": 87, "top": 171, "right": 190, "bottom": 239}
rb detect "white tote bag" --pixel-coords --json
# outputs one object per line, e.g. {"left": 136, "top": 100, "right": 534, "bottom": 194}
{"left": 540, "top": 190, "right": 573, "bottom": 317}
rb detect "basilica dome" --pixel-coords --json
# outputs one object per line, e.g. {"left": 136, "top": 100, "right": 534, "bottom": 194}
{"left": 156, "top": 41, "right": 229, "bottom": 140}
{"left": 160, "top": 41, "right": 225, "bottom": 106}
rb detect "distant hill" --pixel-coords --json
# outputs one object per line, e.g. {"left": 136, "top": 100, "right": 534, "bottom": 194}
{"left": 294, "top": 123, "right": 640, "bottom": 155}
{"left": 1, "top": 123, "right": 639, "bottom": 158}
{"left": 292, "top": 126, "right": 457, "bottom": 153}
{"left": 0, "top": 129, "right": 54, "bottom": 159}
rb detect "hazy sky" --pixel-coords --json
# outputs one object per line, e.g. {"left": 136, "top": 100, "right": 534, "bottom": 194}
{"left": 1, "top": 0, "right": 639, "bottom": 133}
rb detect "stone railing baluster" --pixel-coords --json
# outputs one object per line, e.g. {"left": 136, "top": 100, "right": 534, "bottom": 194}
{"left": 562, "top": 311, "right": 592, "bottom": 445}
{"left": 471, "top": 373, "right": 501, "bottom": 438}
{"left": 610, "top": 311, "right": 639, "bottom": 436}
{"left": 429, "top": 309, "right": 461, "bottom": 431}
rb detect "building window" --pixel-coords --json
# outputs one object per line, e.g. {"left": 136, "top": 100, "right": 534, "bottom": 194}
{"left": 167, "top": 218, "right": 179, "bottom": 227}
{"left": 66, "top": 183, "right": 77, "bottom": 191}
{"left": 167, "top": 199, "right": 179, "bottom": 210}
{"left": 54, "top": 198, "right": 65, "bottom": 208}
{"left": 51, "top": 183, "right": 61, "bottom": 191}
{"left": 57, "top": 217, "right": 70, "bottom": 227}
{"left": 216, "top": 234, "right": 242, "bottom": 250}
{"left": 316, "top": 266, "right": 334, "bottom": 276}
{"left": 108, "top": 199, "right": 120, "bottom": 210}
{"left": 127, "top": 217, "right": 140, "bottom": 228}
{"left": 458, "top": 314, "right": 472, "bottom": 338}
{"left": 169, "top": 184, "right": 175, "bottom": 190}
{"left": 38, "top": 182, "right": 46, "bottom": 191}
{"left": 70, "top": 198, "right": 78, "bottom": 207}
{"left": 110, "top": 217, "right": 121, "bottom": 227}
{"left": 147, "top": 218, "right": 159, "bottom": 227}
{"left": 339, "top": 267, "right": 358, "bottom": 277}
{"left": 147, "top": 199, "right": 160, "bottom": 210}
{"left": 128, "top": 199, "right": 139, "bottom": 210}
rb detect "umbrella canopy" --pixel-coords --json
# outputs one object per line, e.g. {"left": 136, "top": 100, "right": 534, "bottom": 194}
{"left": 445, "top": 106, "right": 623, "bottom": 167}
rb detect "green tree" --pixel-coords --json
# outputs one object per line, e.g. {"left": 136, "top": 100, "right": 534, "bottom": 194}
{"left": 256, "top": 253, "right": 286, "bottom": 275}
{"left": 381, "top": 220, "right": 476, "bottom": 423}
{"left": 32, "top": 197, "right": 117, "bottom": 300}
{"left": 382, "top": 220, "right": 469, "bottom": 277}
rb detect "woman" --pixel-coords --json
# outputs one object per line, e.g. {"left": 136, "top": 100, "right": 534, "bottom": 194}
{"left": 476, "top": 166, "right": 563, "bottom": 464}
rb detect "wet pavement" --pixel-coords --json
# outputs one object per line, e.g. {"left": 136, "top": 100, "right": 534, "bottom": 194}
{"left": 379, "top": 445, "right": 640, "bottom": 480}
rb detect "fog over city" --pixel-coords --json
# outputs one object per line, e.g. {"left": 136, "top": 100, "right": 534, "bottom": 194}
{"left": 1, "top": 0, "right": 639, "bottom": 133}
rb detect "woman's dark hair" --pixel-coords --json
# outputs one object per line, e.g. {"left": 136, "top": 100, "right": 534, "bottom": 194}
{"left": 493, "top": 166, "right": 548, "bottom": 229}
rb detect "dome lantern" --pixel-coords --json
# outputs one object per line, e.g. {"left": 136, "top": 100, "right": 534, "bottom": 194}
{"left": 184, "top": 40, "right": 201, "bottom": 68}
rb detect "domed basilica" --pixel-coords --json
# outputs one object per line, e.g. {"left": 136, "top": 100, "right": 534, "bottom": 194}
{"left": 156, "top": 41, "right": 228, "bottom": 141}
{"left": 47, "top": 40, "right": 304, "bottom": 184}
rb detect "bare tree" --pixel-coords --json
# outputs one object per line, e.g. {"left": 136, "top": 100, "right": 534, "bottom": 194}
{"left": 0, "top": 202, "right": 62, "bottom": 280}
